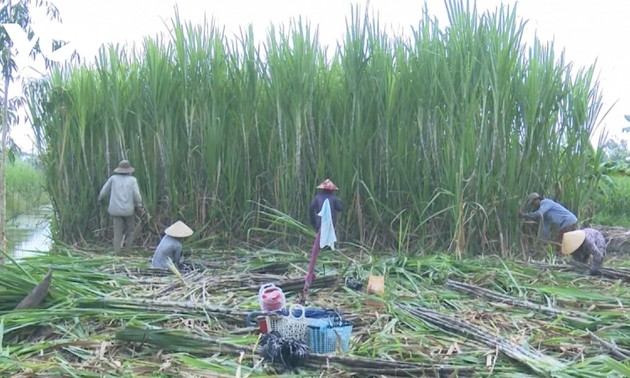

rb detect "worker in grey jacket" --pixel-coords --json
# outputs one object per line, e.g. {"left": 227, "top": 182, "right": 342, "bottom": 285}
{"left": 98, "top": 160, "right": 143, "bottom": 253}
{"left": 151, "top": 221, "right": 193, "bottom": 270}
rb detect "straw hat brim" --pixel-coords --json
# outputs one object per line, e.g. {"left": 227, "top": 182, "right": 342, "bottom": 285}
{"left": 316, "top": 179, "right": 339, "bottom": 191}
{"left": 561, "top": 230, "right": 586, "bottom": 255}
{"left": 165, "top": 221, "right": 193, "bottom": 238}
{"left": 114, "top": 166, "right": 135, "bottom": 174}
{"left": 526, "top": 192, "right": 540, "bottom": 206}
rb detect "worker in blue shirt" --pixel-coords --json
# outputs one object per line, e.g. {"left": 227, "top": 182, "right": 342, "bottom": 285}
{"left": 519, "top": 192, "right": 578, "bottom": 243}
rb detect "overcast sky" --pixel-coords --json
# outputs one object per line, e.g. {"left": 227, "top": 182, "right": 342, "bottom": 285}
{"left": 12, "top": 0, "right": 630, "bottom": 150}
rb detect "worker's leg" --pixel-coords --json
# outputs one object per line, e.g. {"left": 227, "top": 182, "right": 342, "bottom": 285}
{"left": 173, "top": 249, "right": 182, "bottom": 265}
{"left": 122, "top": 215, "right": 136, "bottom": 250}
{"left": 112, "top": 216, "right": 124, "bottom": 253}
{"left": 571, "top": 247, "right": 589, "bottom": 263}
{"left": 589, "top": 248, "right": 605, "bottom": 275}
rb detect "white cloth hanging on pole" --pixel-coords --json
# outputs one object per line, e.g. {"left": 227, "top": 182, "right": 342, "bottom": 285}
{"left": 318, "top": 198, "right": 337, "bottom": 250}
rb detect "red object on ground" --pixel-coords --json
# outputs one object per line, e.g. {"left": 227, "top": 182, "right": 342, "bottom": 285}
{"left": 258, "top": 317, "right": 268, "bottom": 333}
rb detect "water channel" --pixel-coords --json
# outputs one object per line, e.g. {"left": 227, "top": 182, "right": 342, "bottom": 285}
{"left": 5, "top": 205, "right": 52, "bottom": 259}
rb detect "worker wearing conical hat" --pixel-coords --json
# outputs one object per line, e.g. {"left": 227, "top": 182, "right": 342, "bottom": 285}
{"left": 98, "top": 160, "right": 143, "bottom": 253}
{"left": 302, "top": 178, "right": 344, "bottom": 304}
{"left": 309, "top": 179, "right": 343, "bottom": 232}
{"left": 151, "top": 221, "right": 193, "bottom": 270}
{"left": 561, "top": 228, "right": 607, "bottom": 275}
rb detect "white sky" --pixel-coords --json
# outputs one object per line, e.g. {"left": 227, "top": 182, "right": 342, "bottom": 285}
{"left": 10, "top": 0, "right": 630, "bottom": 151}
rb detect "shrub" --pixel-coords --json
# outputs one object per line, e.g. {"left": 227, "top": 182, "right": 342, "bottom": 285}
{"left": 6, "top": 158, "right": 48, "bottom": 219}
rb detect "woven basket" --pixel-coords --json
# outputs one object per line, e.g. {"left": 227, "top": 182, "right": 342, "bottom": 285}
{"left": 265, "top": 314, "right": 282, "bottom": 333}
{"left": 308, "top": 320, "right": 352, "bottom": 354}
{"left": 275, "top": 304, "right": 309, "bottom": 341}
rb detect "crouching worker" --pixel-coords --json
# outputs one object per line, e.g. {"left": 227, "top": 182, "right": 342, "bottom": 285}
{"left": 561, "top": 229, "right": 607, "bottom": 276}
{"left": 519, "top": 192, "right": 577, "bottom": 244}
{"left": 151, "top": 221, "right": 193, "bottom": 270}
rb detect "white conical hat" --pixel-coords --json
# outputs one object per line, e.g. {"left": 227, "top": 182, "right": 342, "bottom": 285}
{"left": 164, "top": 221, "right": 193, "bottom": 238}
{"left": 561, "top": 230, "right": 585, "bottom": 255}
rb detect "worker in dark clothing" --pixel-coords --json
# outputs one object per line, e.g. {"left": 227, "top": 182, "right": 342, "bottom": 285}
{"left": 309, "top": 179, "right": 343, "bottom": 231}
{"left": 302, "top": 178, "right": 344, "bottom": 304}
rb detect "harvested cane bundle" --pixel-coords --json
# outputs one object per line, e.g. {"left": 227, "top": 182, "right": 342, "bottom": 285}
{"left": 257, "top": 331, "right": 308, "bottom": 370}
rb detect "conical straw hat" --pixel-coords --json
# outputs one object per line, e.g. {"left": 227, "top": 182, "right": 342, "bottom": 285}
{"left": 164, "top": 221, "right": 193, "bottom": 238}
{"left": 316, "top": 179, "right": 339, "bottom": 191}
{"left": 561, "top": 230, "right": 585, "bottom": 255}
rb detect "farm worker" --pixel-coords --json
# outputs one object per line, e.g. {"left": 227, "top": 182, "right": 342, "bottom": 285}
{"left": 302, "top": 179, "right": 344, "bottom": 304}
{"left": 561, "top": 228, "right": 606, "bottom": 275}
{"left": 151, "top": 221, "right": 193, "bottom": 270}
{"left": 519, "top": 192, "right": 577, "bottom": 243}
{"left": 98, "top": 160, "right": 143, "bottom": 253}
{"left": 309, "top": 179, "right": 344, "bottom": 233}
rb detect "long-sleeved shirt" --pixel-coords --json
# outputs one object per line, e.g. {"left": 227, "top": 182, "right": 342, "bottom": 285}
{"left": 309, "top": 192, "right": 343, "bottom": 230}
{"left": 571, "top": 228, "right": 606, "bottom": 274}
{"left": 523, "top": 198, "right": 577, "bottom": 239}
{"left": 98, "top": 174, "right": 142, "bottom": 217}
{"left": 151, "top": 235, "right": 183, "bottom": 269}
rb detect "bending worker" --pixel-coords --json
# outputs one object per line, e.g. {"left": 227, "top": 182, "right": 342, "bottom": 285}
{"left": 519, "top": 192, "right": 577, "bottom": 243}
{"left": 561, "top": 228, "right": 606, "bottom": 275}
{"left": 151, "top": 221, "right": 193, "bottom": 270}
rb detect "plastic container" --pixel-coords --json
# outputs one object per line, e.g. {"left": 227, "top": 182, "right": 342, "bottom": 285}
{"left": 258, "top": 283, "right": 286, "bottom": 311}
{"left": 246, "top": 307, "right": 341, "bottom": 335}
{"left": 266, "top": 314, "right": 281, "bottom": 333}
{"left": 257, "top": 315, "right": 268, "bottom": 333}
{"left": 275, "top": 304, "right": 310, "bottom": 341}
{"left": 308, "top": 320, "right": 353, "bottom": 354}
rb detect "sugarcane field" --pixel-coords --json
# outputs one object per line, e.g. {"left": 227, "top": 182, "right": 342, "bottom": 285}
{"left": 2, "top": 0, "right": 630, "bottom": 377}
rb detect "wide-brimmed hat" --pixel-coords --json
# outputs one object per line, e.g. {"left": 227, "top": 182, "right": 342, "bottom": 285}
{"left": 164, "top": 221, "right": 193, "bottom": 238}
{"left": 316, "top": 179, "right": 339, "bottom": 191}
{"left": 526, "top": 192, "right": 541, "bottom": 206}
{"left": 114, "top": 160, "right": 134, "bottom": 174}
{"left": 561, "top": 230, "right": 586, "bottom": 255}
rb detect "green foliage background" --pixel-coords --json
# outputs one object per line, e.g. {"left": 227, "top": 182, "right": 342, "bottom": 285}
{"left": 592, "top": 174, "right": 630, "bottom": 228}
{"left": 27, "top": 1, "right": 604, "bottom": 254}
{"left": 5, "top": 159, "right": 47, "bottom": 220}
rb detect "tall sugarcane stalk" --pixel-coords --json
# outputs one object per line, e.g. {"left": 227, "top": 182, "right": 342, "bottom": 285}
{"left": 26, "top": 1, "right": 604, "bottom": 254}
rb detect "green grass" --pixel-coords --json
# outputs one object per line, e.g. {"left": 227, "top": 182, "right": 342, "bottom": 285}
{"left": 592, "top": 174, "right": 630, "bottom": 227}
{"left": 5, "top": 158, "right": 48, "bottom": 220}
